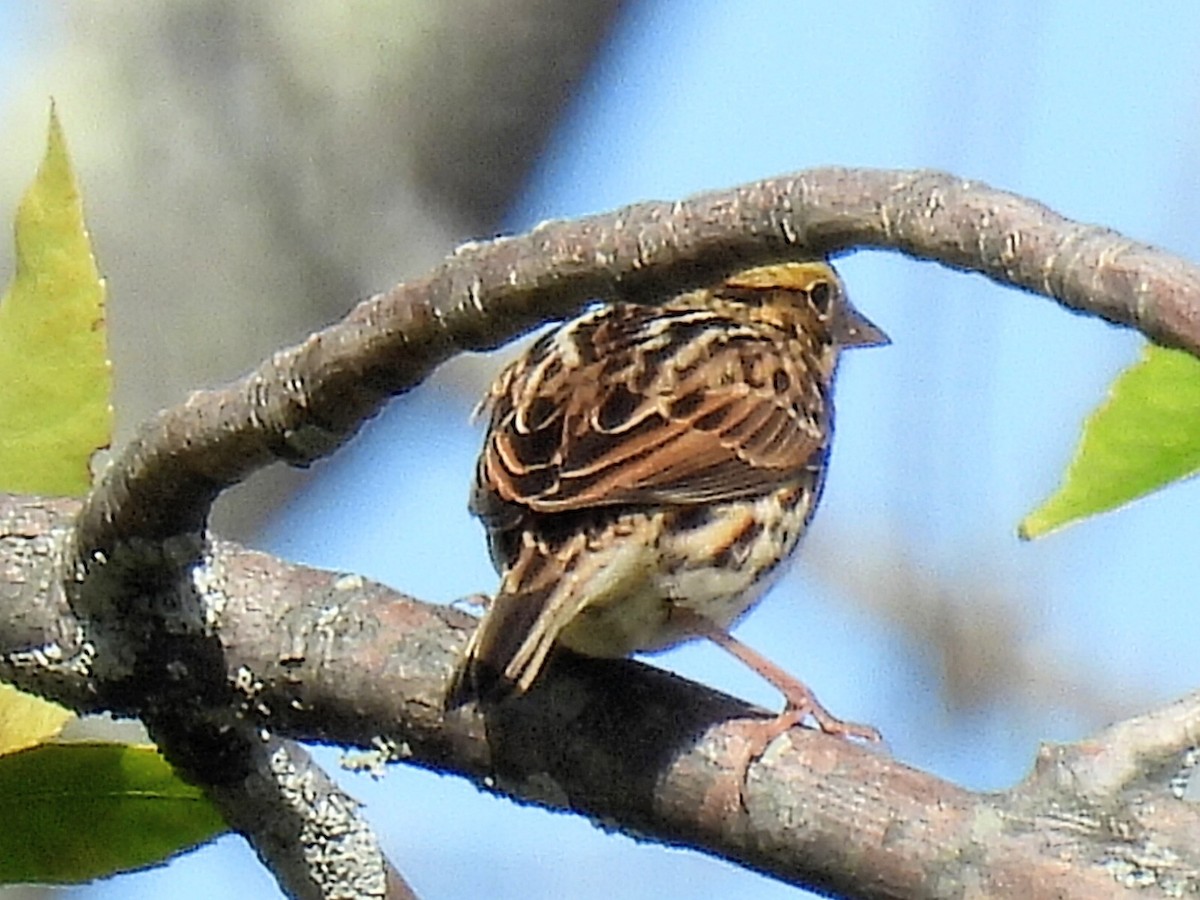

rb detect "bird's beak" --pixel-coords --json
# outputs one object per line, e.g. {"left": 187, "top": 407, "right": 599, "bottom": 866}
{"left": 835, "top": 302, "right": 890, "bottom": 349}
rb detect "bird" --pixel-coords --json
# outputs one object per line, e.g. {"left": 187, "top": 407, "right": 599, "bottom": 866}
{"left": 446, "top": 260, "right": 888, "bottom": 753}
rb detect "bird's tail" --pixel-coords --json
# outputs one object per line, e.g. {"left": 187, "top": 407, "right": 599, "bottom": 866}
{"left": 444, "top": 535, "right": 568, "bottom": 709}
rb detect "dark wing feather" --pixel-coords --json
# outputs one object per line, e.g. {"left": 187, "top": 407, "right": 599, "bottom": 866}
{"left": 473, "top": 304, "right": 828, "bottom": 526}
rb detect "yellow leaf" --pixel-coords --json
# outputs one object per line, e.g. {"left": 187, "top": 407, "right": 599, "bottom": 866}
{"left": 0, "top": 102, "right": 112, "bottom": 497}
{"left": 0, "top": 683, "right": 73, "bottom": 754}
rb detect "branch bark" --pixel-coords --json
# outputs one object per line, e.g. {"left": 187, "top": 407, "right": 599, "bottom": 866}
{"left": 4, "top": 168, "right": 1200, "bottom": 897}
{"left": 2, "top": 496, "right": 1198, "bottom": 898}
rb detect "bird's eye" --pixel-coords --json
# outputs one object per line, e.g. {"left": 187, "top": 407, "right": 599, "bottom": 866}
{"left": 808, "top": 280, "right": 833, "bottom": 315}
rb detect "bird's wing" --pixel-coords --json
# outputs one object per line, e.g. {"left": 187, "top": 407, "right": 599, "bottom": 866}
{"left": 473, "top": 303, "right": 829, "bottom": 521}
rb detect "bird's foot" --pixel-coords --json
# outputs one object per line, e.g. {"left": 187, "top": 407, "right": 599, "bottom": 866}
{"left": 704, "top": 695, "right": 881, "bottom": 819}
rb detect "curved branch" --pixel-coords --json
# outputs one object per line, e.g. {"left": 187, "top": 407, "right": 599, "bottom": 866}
{"left": 74, "top": 168, "right": 1200, "bottom": 558}
{"left": 3, "top": 496, "right": 1197, "bottom": 898}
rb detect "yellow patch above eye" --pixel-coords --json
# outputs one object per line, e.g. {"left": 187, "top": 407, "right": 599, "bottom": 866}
{"left": 723, "top": 261, "right": 838, "bottom": 292}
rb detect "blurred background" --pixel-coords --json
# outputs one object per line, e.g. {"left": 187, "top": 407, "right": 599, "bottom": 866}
{"left": 2, "top": 1, "right": 1199, "bottom": 898}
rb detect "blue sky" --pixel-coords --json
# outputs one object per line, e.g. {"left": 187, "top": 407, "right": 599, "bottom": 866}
{"left": 4, "top": 2, "right": 1200, "bottom": 898}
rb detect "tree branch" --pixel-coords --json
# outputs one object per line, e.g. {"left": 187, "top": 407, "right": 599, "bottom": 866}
{"left": 198, "top": 734, "right": 410, "bottom": 900}
{"left": 2, "top": 496, "right": 1197, "bottom": 898}
{"left": 76, "top": 167, "right": 1200, "bottom": 555}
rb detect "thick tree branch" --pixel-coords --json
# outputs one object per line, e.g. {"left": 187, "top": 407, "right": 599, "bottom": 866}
{"left": 1, "top": 496, "right": 1197, "bottom": 898}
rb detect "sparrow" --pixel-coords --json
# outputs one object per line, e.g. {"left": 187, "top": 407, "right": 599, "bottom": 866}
{"left": 446, "top": 260, "right": 888, "bottom": 753}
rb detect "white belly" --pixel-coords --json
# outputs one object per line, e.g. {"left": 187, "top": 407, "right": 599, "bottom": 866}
{"left": 557, "top": 487, "right": 809, "bottom": 657}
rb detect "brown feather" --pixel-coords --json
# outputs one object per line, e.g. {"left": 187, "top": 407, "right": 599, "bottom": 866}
{"left": 479, "top": 307, "right": 829, "bottom": 518}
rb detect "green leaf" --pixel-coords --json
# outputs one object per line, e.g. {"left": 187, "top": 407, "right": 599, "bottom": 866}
{"left": 0, "top": 102, "right": 112, "bottom": 497}
{"left": 1020, "top": 343, "right": 1200, "bottom": 538}
{"left": 0, "top": 742, "right": 225, "bottom": 884}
